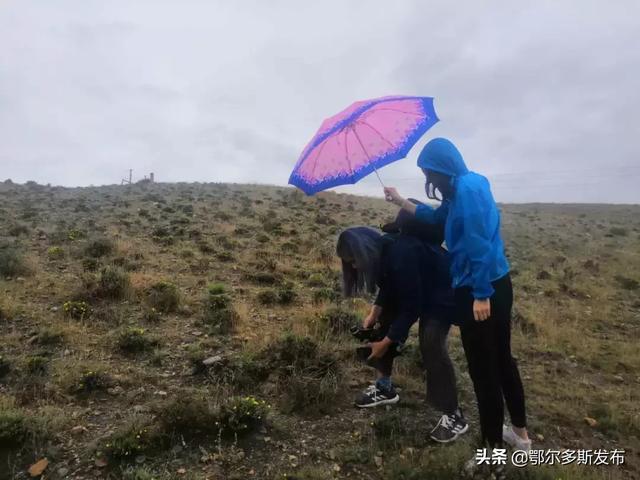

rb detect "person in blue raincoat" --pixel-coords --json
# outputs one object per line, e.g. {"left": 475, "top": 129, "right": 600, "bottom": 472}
{"left": 383, "top": 138, "right": 531, "bottom": 457}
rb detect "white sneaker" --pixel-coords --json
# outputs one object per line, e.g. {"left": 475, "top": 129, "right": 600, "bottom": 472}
{"left": 502, "top": 424, "right": 532, "bottom": 451}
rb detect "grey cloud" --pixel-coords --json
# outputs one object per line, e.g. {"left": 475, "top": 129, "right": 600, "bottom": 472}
{"left": 0, "top": 1, "right": 638, "bottom": 203}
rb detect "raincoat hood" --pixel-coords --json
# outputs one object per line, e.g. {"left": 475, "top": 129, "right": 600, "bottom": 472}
{"left": 417, "top": 138, "right": 469, "bottom": 177}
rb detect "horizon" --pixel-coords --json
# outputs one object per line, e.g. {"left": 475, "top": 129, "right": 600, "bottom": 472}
{"left": 3, "top": 178, "right": 639, "bottom": 207}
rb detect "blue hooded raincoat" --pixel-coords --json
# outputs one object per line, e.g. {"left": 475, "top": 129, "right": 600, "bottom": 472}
{"left": 414, "top": 138, "right": 509, "bottom": 299}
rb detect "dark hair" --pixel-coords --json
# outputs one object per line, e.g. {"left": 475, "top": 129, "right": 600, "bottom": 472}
{"left": 425, "top": 180, "right": 442, "bottom": 201}
{"left": 336, "top": 227, "right": 382, "bottom": 297}
{"left": 382, "top": 198, "right": 445, "bottom": 246}
{"left": 423, "top": 168, "right": 452, "bottom": 201}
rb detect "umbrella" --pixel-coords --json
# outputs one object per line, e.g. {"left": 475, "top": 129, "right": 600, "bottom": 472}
{"left": 289, "top": 95, "right": 438, "bottom": 195}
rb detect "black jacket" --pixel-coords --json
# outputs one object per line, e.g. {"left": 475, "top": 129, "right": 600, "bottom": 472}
{"left": 375, "top": 234, "right": 455, "bottom": 343}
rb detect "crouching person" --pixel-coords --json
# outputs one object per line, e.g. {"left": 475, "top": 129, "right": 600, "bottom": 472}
{"left": 336, "top": 210, "right": 469, "bottom": 443}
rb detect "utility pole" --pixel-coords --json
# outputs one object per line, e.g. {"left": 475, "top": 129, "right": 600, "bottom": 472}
{"left": 121, "top": 169, "right": 133, "bottom": 185}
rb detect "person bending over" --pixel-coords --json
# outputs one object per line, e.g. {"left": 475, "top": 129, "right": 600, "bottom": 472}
{"left": 336, "top": 208, "right": 468, "bottom": 443}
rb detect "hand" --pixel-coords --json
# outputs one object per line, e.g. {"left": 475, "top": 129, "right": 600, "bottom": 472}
{"left": 473, "top": 299, "right": 491, "bottom": 321}
{"left": 362, "top": 314, "right": 376, "bottom": 329}
{"left": 383, "top": 187, "right": 404, "bottom": 206}
{"left": 367, "top": 337, "right": 392, "bottom": 360}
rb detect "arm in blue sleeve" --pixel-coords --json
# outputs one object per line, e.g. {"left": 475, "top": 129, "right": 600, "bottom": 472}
{"left": 385, "top": 248, "right": 422, "bottom": 344}
{"left": 460, "top": 189, "right": 495, "bottom": 299}
{"left": 415, "top": 201, "right": 449, "bottom": 224}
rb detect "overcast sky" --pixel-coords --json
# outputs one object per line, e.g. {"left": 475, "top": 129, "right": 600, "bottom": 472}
{"left": 1, "top": 1, "right": 639, "bottom": 203}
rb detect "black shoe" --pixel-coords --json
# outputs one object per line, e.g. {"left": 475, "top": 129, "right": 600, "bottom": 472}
{"left": 354, "top": 384, "right": 400, "bottom": 408}
{"left": 430, "top": 409, "right": 469, "bottom": 443}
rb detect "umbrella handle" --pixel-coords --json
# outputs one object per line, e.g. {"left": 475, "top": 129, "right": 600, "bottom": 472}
{"left": 373, "top": 166, "right": 385, "bottom": 188}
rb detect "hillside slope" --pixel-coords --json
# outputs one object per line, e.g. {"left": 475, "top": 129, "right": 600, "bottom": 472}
{"left": 0, "top": 181, "right": 639, "bottom": 479}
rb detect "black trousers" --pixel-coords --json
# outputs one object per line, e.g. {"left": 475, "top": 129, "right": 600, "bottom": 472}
{"left": 377, "top": 311, "right": 459, "bottom": 415}
{"left": 455, "top": 274, "right": 527, "bottom": 447}
{"left": 419, "top": 315, "right": 459, "bottom": 415}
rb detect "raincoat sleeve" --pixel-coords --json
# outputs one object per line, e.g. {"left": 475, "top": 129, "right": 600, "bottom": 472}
{"left": 460, "top": 188, "right": 495, "bottom": 299}
{"left": 414, "top": 201, "right": 449, "bottom": 224}
{"left": 385, "top": 247, "right": 422, "bottom": 344}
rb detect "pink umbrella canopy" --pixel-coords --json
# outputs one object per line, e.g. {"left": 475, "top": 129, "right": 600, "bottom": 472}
{"left": 289, "top": 96, "right": 438, "bottom": 195}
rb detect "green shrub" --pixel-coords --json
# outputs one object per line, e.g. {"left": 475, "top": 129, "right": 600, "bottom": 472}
{"left": 609, "top": 227, "right": 628, "bottom": 236}
{"left": 218, "top": 396, "right": 269, "bottom": 437}
{"left": 0, "top": 405, "right": 27, "bottom": 447}
{"left": 277, "top": 284, "right": 297, "bottom": 305}
{"left": 67, "top": 228, "right": 85, "bottom": 241}
{"left": 280, "top": 240, "right": 299, "bottom": 253}
{"left": 216, "top": 251, "right": 234, "bottom": 262}
{"left": 47, "top": 246, "right": 65, "bottom": 260}
{"left": 156, "top": 393, "right": 217, "bottom": 438}
{"left": 277, "top": 371, "right": 338, "bottom": 415}
{"left": 113, "top": 256, "right": 142, "bottom": 272}
{"left": 203, "top": 289, "right": 238, "bottom": 334}
{"left": 97, "top": 266, "right": 131, "bottom": 299}
{"left": 0, "top": 247, "right": 29, "bottom": 277}
{"left": 117, "top": 327, "right": 158, "bottom": 354}
{"left": 102, "top": 420, "right": 157, "bottom": 462}
{"left": 63, "top": 300, "right": 91, "bottom": 320}
{"left": 257, "top": 289, "right": 278, "bottom": 305}
{"left": 74, "top": 370, "right": 111, "bottom": 394}
{"left": 261, "top": 334, "right": 340, "bottom": 414}
{"left": 319, "top": 306, "right": 359, "bottom": 335}
{"left": 197, "top": 241, "right": 215, "bottom": 254}
{"left": 0, "top": 355, "right": 11, "bottom": 378}
{"left": 307, "top": 273, "right": 327, "bottom": 287}
{"left": 8, "top": 224, "right": 29, "bottom": 237}
{"left": 372, "top": 410, "right": 407, "bottom": 439}
{"left": 36, "top": 327, "right": 64, "bottom": 346}
{"left": 203, "top": 353, "right": 269, "bottom": 390}
{"left": 312, "top": 287, "right": 338, "bottom": 304}
{"left": 262, "top": 334, "right": 326, "bottom": 371}
{"left": 256, "top": 285, "right": 297, "bottom": 306}
{"left": 179, "top": 249, "right": 195, "bottom": 259}
{"left": 147, "top": 281, "right": 180, "bottom": 313}
{"left": 142, "top": 307, "right": 162, "bottom": 323}
{"left": 26, "top": 355, "right": 48, "bottom": 375}
{"left": 207, "top": 283, "right": 226, "bottom": 295}
{"left": 82, "top": 257, "right": 100, "bottom": 272}
{"left": 615, "top": 275, "right": 639, "bottom": 291}
{"left": 85, "top": 237, "right": 115, "bottom": 258}
{"left": 247, "top": 271, "right": 281, "bottom": 285}
{"left": 256, "top": 234, "right": 270, "bottom": 244}
{"left": 382, "top": 443, "right": 471, "bottom": 480}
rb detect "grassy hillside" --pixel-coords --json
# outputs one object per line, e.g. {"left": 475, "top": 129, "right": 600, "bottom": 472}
{"left": 0, "top": 181, "right": 639, "bottom": 480}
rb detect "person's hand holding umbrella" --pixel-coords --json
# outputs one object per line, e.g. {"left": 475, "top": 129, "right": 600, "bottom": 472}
{"left": 384, "top": 186, "right": 417, "bottom": 215}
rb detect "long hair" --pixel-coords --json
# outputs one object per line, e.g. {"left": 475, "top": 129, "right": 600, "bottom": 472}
{"left": 336, "top": 227, "right": 382, "bottom": 297}
{"left": 425, "top": 180, "right": 443, "bottom": 201}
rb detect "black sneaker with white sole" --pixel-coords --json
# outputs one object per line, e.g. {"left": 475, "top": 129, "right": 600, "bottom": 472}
{"left": 354, "top": 384, "right": 400, "bottom": 408}
{"left": 430, "top": 409, "right": 469, "bottom": 443}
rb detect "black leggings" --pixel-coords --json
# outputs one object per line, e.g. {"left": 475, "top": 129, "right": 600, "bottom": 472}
{"left": 456, "top": 274, "right": 527, "bottom": 447}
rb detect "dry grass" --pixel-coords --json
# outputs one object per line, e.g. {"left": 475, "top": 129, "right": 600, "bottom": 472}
{"left": 0, "top": 182, "right": 638, "bottom": 479}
